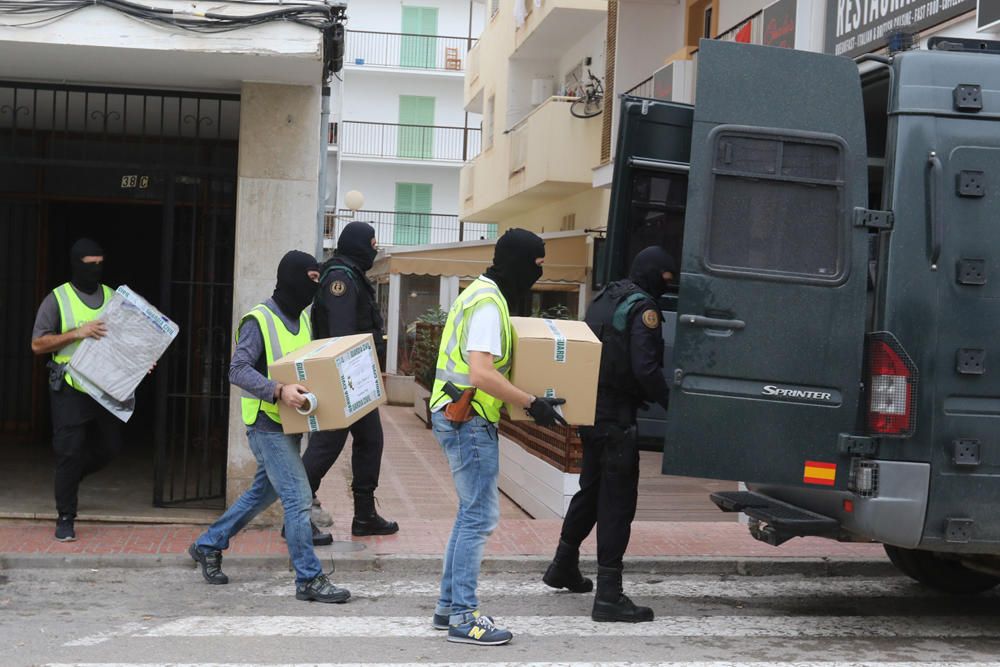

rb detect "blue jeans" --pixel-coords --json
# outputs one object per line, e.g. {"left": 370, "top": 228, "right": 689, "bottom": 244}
{"left": 196, "top": 428, "right": 322, "bottom": 584}
{"left": 432, "top": 411, "right": 501, "bottom": 624}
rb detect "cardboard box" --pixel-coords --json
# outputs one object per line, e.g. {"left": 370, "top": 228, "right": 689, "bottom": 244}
{"left": 269, "top": 334, "right": 387, "bottom": 434}
{"left": 505, "top": 317, "right": 601, "bottom": 426}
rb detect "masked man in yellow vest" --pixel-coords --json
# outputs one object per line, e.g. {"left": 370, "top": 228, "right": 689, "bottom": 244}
{"left": 31, "top": 239, "right": 119, "bottom": 542}
{"left": 187, "top": 250, "right": 350, "bottom": 604}
{"left": 430, "top": 229, "right": 568, "bottom": 646}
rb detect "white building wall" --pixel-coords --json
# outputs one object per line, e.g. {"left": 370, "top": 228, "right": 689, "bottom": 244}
{"left": 616, "top": 2, "right": 685, "bottom": 93}
{"left": 346, "top": 0, "right": 482, "bottom": 38}
{"left": 342, "top": 75, "right": 467, "bottom": 126}
{"left": 718, "top": 0, "right": 774, "bottom": 35}
{"left": 339, "top": 162, "right": 461, "bottom": 214}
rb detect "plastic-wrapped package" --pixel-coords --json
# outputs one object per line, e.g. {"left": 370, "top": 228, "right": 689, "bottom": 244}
{"left": 68, "top": 285, "right": 179, "bottom": 422}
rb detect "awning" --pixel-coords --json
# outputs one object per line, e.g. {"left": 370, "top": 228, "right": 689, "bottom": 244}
{"left": 370, "top": 231, "right": 592, "bottom": 284}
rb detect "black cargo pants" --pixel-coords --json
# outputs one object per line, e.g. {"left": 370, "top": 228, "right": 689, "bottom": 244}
{"left": 302, "top": 408, "right": 384, "bottom": 497}
{"left": 50, "top": 386, "right": 124, "bottom": 517}
{"left": 558, "top": 422, "right": 640, "bottom": 570}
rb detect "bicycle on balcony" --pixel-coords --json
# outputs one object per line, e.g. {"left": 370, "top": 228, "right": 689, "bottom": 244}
{"left": 569, "top": 69, "right": 604, "bottom": 119}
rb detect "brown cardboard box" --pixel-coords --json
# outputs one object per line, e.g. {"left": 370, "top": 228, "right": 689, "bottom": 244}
{"left": 505, "top": 317, "right": 601, "bottom": 426}
{"left": 268, "top": 334, "right": 386, "bottom": 435}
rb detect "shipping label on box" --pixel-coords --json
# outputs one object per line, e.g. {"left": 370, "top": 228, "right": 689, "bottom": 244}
{"left": 269, "top": 333, "right": 386, "bottom": 435}
{"left": 505, "top": 317, "right": 601, "bottom": 426}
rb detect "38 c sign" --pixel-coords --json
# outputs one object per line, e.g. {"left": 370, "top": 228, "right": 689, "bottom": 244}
{"left": 120, "top": 175, "right": 150, "bottom": 190}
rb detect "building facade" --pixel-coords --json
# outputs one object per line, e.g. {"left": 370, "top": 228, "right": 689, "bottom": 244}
{"left": 328, "top": 0, "right": 490, "bottom": 250}
{"left": 0, "top": 2, "right": 343, "bottom": 515}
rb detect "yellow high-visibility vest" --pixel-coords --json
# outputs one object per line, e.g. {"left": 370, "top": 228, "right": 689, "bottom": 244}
{"left": 238, "top": 304, "right": 311, "bottom": 426}
{"left": 52, "top": 282, "right": 114, "bottom": 391}
{"left": 430, "top": 277, "right": 512, "bottom": 423}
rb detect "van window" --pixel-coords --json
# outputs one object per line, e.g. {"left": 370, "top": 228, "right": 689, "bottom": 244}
{"left": 626, "top": 170, "right": 686, "bottom": 294}
{"left": 705, "top": 132, "right": 846, "bottom": 282}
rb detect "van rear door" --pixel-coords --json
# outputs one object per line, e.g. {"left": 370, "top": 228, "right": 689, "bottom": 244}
{"left": 663, "top": 40, "right": 870, "bottom": 489}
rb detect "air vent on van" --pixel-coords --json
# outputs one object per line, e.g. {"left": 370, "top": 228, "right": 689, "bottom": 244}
{"left": 866, "top": 332, "right": 918, "bottom": 438}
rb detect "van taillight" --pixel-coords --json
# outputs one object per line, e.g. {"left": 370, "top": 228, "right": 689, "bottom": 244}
{"left": 866, "top": 333, "right": 918, "bottom": 437}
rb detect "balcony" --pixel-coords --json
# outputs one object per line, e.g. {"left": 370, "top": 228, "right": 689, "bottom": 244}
{"left": 464, "top": 41, "right": 483, "bottom": 113}
{"left": 461, "top": 96, "right": 601, "bottom": 221}
{"left": 514, "top": 0, "right": 607, "bottom": 59}
{"left": 345, "top": 30, "right": 476, "bottom": 73}
{"left": 325, "top": 209, "right": 498, "bottom": 247}
{"left": 340, "top": 121, "right": 482, "bottom": 165}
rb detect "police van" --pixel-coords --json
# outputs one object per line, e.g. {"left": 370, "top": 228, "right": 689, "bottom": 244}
{"left": 602, "top": 37, "right": 1000, "bottom": 593}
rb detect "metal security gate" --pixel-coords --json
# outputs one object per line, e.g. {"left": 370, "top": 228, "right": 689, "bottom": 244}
{"left": 0, "top": 81, "right": 240, "bottom": 507}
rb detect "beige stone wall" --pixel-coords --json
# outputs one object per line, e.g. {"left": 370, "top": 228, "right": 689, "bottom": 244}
{"left": 226, "top": 82, "right": 321, "bottom": 519}
{"left": 501, "top": 188, "right": 610, "bottom": 237}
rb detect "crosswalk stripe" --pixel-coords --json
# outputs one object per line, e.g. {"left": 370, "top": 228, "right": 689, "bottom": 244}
{"left": 236, "top": 577, "right": 947, "bottom": 599}
{"left": 127, "top": 615, "right": 999, "bottom": 639}
{"left": 43, "top": 662, "right": 1000, "bottom": 667}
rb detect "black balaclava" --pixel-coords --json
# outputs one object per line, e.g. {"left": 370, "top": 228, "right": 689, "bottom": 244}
{"left": 629, "top": 246, "right": 677, "bottom": 297}
{"left": 70, "top": 238, "right": 104, "bottom": 294}
{"left": 484, "top": 228, "right": 546, "bottom": 308}
{"left": 336, "top": 221, "right": 378, "bottom": 272}
{"left": 272, "top": 250, "right": 320, "bottom": 319}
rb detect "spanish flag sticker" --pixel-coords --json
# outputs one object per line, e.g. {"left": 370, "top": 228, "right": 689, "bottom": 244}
{"left": 803, "top": 460, "right": 837, "bottom": 486}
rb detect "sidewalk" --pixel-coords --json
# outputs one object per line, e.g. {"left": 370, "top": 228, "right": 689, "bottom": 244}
{"left": 0, "top": 405, "right": 888, "bottom": 568}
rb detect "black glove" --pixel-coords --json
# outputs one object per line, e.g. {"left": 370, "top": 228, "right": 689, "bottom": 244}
{"left": 526, "top": 396, "right": 568, "bottom": 427}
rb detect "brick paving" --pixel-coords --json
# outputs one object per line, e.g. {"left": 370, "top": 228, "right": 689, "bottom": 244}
{"left": 0, "top": 405, "right": 886, "bottom": 561}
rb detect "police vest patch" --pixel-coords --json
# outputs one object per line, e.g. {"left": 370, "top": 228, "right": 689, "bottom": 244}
{"left": 642, "top": 309, "right": 660, "bottom": 329}
{"left": 330, "top": 280, "right": 347, "bottom": 297}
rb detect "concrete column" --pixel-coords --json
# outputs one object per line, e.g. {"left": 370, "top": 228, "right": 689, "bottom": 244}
{"left": 386, "top": 273, "right": 402, "bottom": 375}
{"left": 226, "top": 82, "right": 321, "bottom": 513}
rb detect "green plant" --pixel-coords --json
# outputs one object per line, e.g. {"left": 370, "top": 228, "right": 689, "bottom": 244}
{"left": 531, "top": 303, "right": 572, "bottom": 320}
{"left": 412, "top": 307, "right": 448, "bottom": 390}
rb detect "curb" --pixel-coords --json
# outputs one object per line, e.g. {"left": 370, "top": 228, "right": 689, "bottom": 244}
{"left": 0, "top": 552, "right": 896, "bottom": 577}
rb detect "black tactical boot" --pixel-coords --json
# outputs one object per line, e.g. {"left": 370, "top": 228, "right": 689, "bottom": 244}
{"left": 295, "top": 573, "right": 351, "bottom": 603}
{"left": 188, "top": 543, "right": 229, "bottom": 585}
{"left": 351, "top": 492, "right": 399, "bottom": 536}
{"left": 543, "top": 539, "right": 593, "bottom": 593}
{"left": 282, "top": 520, "right": 333, "bottom": 546}
{"left": 592, "top": 565, "right": 653, "bottom": 623}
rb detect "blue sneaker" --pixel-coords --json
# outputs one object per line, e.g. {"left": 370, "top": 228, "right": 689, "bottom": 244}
{"left": 433, "top": 609, "right": 492, "bottom": 631}
{"left": 447, "top": 612, "right": 512, "bottom": 646}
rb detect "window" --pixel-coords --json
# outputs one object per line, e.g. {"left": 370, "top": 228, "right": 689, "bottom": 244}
{"left": 398, "top": 95, "right": 435, "bottom": 159}
{"left": 395, "top": 182, "right": 433, "bottom": 245}
{"left": 401, "top": 6, "right": 439, "bottom": 68}
{"left": 705, "top": 132, "right": 846, "bottom": 281}
{"left": 703, "top": 6, "right": 713, "bottom": 39}
{"left": 483, "top": 94, "right": 495, "bottom": 150}
{"left": 626, "top": 171, "right": 686, "bottom": 293}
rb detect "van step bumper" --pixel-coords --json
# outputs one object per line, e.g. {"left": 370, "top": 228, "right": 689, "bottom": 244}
{"left": 710, "top": 491, "right": 840, "bottom": 546}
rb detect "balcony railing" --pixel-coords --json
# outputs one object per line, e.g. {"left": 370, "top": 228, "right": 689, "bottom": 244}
{"left": 340, "top": 121, "right": 481, "bottom": 162}
{"left": 346, "top": 30, "right": 477, "bottom": 71}
{"left": 625, "top": 77, "right": 654, "bottom": 98}
{"left": 717, "top": 11, "right": 764, "bottom": 44}
{"left": 326, "top": 209, "right": 498, "bottom": 247}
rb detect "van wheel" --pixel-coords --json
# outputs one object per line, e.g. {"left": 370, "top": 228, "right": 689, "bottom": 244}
{"left": 884, "top": 545, "right": 1000, "bottom": 594}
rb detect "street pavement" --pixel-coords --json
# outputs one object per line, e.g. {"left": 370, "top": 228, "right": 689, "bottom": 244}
{"left": 4, "top": 566, "right": 1000, "bottom": 666}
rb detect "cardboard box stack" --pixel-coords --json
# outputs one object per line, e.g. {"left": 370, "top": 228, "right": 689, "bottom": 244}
{"left": 505, "top": 317, "right": 602, "bottom": 426}
{"left": 269, "top": 333, "right": 387, "bottom": 435}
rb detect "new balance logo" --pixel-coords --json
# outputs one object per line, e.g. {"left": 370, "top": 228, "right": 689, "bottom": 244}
{"left": 468, "top": 626, "right": 486, "bottom": 640}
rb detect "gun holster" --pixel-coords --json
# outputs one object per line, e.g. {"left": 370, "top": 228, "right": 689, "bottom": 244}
{"left": 46, "top": 360, "right": 67, "bottom": 392}
{"left": 442, "top": 381, "right": 476, "bottom": 424}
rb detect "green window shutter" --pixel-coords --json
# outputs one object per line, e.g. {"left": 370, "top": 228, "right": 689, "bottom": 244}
{"left": 401, "top": 6, "right": 438, "bottom": 68}
{"left": 395, "top": 182, "right": 432, "bottom": 245}
{"left": 398, "top": 95, "right": 435, "bottom": 159}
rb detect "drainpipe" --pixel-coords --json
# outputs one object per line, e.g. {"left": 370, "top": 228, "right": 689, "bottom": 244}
{"left": 316, "top": 84, "right": 332, "bottom": 261}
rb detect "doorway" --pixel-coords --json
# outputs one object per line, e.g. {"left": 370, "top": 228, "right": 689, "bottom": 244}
{"left": 0, "top": 81, "right": 240, "bottom": 519}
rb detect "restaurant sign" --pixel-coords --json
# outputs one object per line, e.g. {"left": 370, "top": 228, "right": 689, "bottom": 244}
{"left": 825, "top": 0, "right": 975, "bottom": 58}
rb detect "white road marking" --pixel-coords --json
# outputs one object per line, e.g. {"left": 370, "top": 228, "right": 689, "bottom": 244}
{"left": 62, "top": 623, "right": 149, "bottom": 647}
{"left": 128, "top": 614, "right": 1000, "bottom": 639}
{"left": 234, "top": 577, "right": 955, "bottom": 599}
{"left": 43, "top": 662, "right": 1000, "bottom": 667}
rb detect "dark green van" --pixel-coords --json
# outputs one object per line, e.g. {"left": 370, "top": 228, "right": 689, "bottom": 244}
{"left": 602, "top": 37, "right": 1000, "bottom": 593}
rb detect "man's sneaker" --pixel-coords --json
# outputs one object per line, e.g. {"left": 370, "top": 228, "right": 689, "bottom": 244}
{"left": 295, "top": 573, "right": 351, "bottom": 603}
{"left": 447, "top": 613, "right": 512, "bottom": 646}
{"left": 54, "top": 515, "right": 76, "bottom": 542}
{"left": 281, "top": 521, "right": 333, "bottom": 546}
{"left": 188, "top": 543, "right": 229, "bottom": 585}
{"left": 311, "top": 498, "right": 334, "bottom": 528}
{"left": 433, "top": 609, "right": 492, "bottom": 631}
